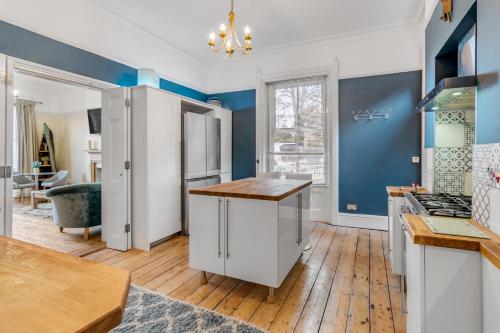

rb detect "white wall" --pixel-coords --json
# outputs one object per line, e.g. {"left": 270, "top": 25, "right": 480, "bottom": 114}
{"left": 0, "top": 0, "right": 208, "bottom": 92}
{"left": 206, "top": 22, "right": 424, "bottom": 93}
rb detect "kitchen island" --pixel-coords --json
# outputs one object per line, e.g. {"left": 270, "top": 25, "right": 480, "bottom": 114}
{"left": 189, "top": 177, "right": 312, "bottom": 303}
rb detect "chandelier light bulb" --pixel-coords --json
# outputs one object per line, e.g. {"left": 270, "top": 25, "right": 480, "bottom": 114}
{"left": 209, "top": 32, "right": 216, "bottom": 40}
{"left": 244, "top": 26, "right": 251, "bottom": 35}
{"left": 220, "top": 24, "right": 226, "bottom": 32}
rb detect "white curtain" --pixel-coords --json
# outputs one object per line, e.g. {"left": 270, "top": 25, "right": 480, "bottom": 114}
{"left": 15, "top": 100, "right": 38, "bottom": 173}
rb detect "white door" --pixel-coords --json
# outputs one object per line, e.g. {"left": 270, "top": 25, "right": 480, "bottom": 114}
{"left": 0, "top": 55, "right": 14, "bottom": 237}
{"left": 102, "top": 87, "right": 131, "bottom": 251}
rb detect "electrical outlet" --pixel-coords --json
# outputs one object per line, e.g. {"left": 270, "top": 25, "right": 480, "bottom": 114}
{"left": 412, "top": 156, "right": 420, "bottom": 164}
{"left": 347, "top": 203, "right": 357, "bottom": 211}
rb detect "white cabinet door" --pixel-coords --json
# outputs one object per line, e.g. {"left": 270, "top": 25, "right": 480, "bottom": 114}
{"left": 278, "top": 194, "right": 299, "bottom": 284}
{"left": 147, "top": 88, "right": 182, "bottom": 242}
{"left": 482, "top": 257, "right": 500, "bottom": 333}
{"left": 189, "top": 195, "right": 224, "bottom": 275}
{"left": 405, "top": 229, "right": 425, "bottom": 333}
{"left": 225, "top": 197, "right": 279, "bottom": 287}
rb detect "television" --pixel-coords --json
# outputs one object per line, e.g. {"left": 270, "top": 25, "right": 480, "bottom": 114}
{"left": 87, "top": 108, "right": 101, "bottom": 134}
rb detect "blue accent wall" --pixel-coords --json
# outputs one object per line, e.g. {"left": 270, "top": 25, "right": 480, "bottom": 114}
{"left": 0, "top": 20, "right": 207, "bottom": 101}
{"left": 477, "top": 0, "right": 500, "bottom": 144}
{"left": 207, "top": 90, "right": 257, "bottom": 180}
{"left": 339, "top": 71, "right": 422, "bottom": 216}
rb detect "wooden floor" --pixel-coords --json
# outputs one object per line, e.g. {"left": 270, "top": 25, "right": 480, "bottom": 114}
{"left": 12, "top": 201, "right": 105, "bottom": 256}
{"left": 85, "top": 222, "right": 406, "bottom": 332}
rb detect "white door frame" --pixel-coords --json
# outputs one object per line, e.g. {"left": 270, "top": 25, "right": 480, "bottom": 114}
{"left": 256, "top": 60, "right": 340, "bottom": 223}
{"left": 0, "top": 56, "right": 118, "bottom": 243}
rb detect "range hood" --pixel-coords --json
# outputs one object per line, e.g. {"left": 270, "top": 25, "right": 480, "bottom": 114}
{"left": 416, "top": 75, "right": 477, "bottom": 113}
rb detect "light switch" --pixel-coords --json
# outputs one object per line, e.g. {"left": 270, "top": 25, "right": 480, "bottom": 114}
{"left": 412, "top": 156, "right": 420, "bottom": 164}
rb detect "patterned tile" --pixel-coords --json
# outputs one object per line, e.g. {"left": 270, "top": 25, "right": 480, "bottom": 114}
{"left": 435, "top": 147, "right": 466, "bottom": 172}
{"left": 473, "top": 144, "right": 491, "bottom": 185}
{"left": 435, "top": 111, "right": 465, "bottom": 124}
{"left": 490, "top": 143, "right": 500, "bottom": 170}
{"left": 472, "top": 183, "right": 490, "bottom": 227}
{"left": 434, "top": 171, "right": 464, "bottom": 195}
{"left": 422, "top": 148, "right": 434, "bottom": 192}
{"left": 465, "top": 122, "right": 475, "bottom": 147}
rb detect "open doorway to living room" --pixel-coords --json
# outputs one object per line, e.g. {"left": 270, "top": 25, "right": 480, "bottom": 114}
{"left": 11, "top": 72, "right": 105, "bottom": 256}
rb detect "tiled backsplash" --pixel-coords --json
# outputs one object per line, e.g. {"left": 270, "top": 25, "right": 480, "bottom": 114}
{"left": 433, "top": 111, "right": 475, "bottom": 195}
{"left": 472, "top": 143, "right": 500, "bottom": 232}
{"left": 422, "top": 148, "right": 434, "bottom": 192}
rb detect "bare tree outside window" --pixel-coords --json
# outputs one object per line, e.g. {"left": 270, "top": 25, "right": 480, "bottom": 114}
{"left": 267, "top": 76, "right": 327, "bottom": 185}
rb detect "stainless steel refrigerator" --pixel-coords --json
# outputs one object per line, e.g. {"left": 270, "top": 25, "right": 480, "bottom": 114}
{"left": 182, "top": 111, "right": 221, "bottom": 234}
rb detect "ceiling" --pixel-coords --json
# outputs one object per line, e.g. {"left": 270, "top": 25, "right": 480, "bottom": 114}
{"left": 92, "top": 0, "right": 424, "bottom": 64}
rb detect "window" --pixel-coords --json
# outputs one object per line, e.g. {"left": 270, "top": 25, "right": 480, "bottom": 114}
{"left": 267, "top": 76, "right": 327, "bottom": 185}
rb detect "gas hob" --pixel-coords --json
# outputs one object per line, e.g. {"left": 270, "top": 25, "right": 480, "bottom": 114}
{"left": 405, "top": 193, "right": 472, "bottom": 218}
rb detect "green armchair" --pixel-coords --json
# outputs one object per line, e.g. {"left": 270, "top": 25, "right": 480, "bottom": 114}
{"left": 46, "top": 183, "right": 101, "bottom": 240}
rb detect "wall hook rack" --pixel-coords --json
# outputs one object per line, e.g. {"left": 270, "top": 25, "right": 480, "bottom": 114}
{"left": 352, "top": 109, "right": 391, "bottom": 121}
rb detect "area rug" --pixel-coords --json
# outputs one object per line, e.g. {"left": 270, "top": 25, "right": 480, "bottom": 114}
{"left": 111, "top": 285, "right": 266, "bottom": 333}
{"left": 13, "top": 203, "right": 53, "bottom": 219}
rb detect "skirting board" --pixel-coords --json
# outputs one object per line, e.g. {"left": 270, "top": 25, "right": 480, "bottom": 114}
{"left": 311, "top": 208, "right": 331, "bottom": 223}
{"left": 333, "top": 213, "right": 388, "bottom": 231}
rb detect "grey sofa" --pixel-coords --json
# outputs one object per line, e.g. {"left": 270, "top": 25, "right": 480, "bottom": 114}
{"left": 46, "top": 183, "right": 101, "bottom": 240}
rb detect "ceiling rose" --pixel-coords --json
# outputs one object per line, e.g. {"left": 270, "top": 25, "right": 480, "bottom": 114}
{"left": 208, "top": 0, "right": 252, "bottom": 58}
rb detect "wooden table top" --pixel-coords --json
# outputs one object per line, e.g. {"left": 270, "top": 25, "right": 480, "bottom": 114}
{"left": 403, "top": 215, "right": 500, "bottom": 268}
{"left": 386, "top": 186, "right": 427, "bottom": 197}
{"left": 0, "top": 236, "right": 130, "bottom": 333}
{"left": 189, "top": 177, "right": 313, "bottom": 201}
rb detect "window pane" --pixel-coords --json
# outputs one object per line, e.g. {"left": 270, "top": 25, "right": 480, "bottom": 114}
{"left": 268, "top": 154, "right": 326, "bottom": 185}
{"left": 268, "top": 76, "right": 327, "bottom": 185}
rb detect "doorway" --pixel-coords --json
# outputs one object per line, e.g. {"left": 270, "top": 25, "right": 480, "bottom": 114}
{"left": 0, "top": 55, "right": 130, "bottom": 254}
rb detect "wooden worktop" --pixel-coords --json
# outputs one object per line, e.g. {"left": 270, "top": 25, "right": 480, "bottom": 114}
{"left": 403, "top": 215, "right": 500, "bottom": 268}
{"left": 189, "top": 177, "right": 312, "bottom": 201}
{"left": 386, "top": 186, "right": 427, "bottom": 197}
{"left": 0, "top": 236, "right": 130, "bottom": 333}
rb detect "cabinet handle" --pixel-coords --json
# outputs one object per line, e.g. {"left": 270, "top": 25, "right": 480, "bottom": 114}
{"left": 226, "top": 199, "right": 230, "bottom": 259}
{"left": 400, "top": 274, "right": 406, "bottom": 315}
{"left": 298, "top": 193, "right": 302, "bottom": 244}
{"left": 218, "top": 198, "right": 222, "bottom": 258}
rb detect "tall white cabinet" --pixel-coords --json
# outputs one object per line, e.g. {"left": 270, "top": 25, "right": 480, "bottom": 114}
{"left": 207, "top": 108, "right": 232, "bottom": 183}
{"left": 131, "top": 86, "right": 182, "bottom": 250}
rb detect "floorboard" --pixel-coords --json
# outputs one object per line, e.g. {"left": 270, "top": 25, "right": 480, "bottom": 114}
{"left": 12, "top": 201, "right": 105, "bottom": 256}
{"left": 84, "top": 222, "right": 404, "bottom": 332}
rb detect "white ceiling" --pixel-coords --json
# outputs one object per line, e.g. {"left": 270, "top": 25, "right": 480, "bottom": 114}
{"left": 92, "top": 0, "right": 424, "bottom": 64}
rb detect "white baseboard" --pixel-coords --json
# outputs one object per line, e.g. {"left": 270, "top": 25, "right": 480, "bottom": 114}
{"left": 333, "top": 213, "right": 388, "bottom": 231}
{"left": 311, "top": 208, "right": 331, "bottom": 223}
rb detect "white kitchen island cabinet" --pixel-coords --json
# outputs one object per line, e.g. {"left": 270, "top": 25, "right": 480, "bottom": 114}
{"left": 189, "top": 178, "right": 311, "bottom": 302}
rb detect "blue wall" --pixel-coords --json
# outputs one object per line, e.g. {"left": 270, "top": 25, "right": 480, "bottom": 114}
{"left": 207, "top": 90, "right": 257, "bottom": 180}
{"left": 339, "top": 71, "right": 422, "bottom": 216}
{"left": 425, "top": 0, "right": 500, "bottom": 145}
{"left": 0, "top": 20, "right": 207, "bottom": 101}
{"left": 477, "top": 0, "right": 500, "bottom": 144}
{"left": 424, "top": 0, "right": 476, "bottom": 148}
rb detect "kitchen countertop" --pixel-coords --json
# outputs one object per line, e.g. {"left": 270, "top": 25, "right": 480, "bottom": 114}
{"left": 403, "top": 215, "right": 500, "bottom": 269}
{"left": 386, "top": 186, "right": 427, "bottom": 197}
{"left": 189, "top": 177, "right": 312, "bottom": 201}
{"left": 0, "top": 236, "right": 130, "bottom": 332}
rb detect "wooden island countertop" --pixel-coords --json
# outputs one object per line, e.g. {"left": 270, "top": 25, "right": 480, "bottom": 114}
{"left": 0, "top": 236, "right": 130, "bottom": 333}
{"left": 189, "top": 177, "right": 312, "bottom": 201}
{"left": 386, "top": 186, "right": 427, "bottom": 197}
{"left": 403, "top": 215, "right": 500, "bottom": 269}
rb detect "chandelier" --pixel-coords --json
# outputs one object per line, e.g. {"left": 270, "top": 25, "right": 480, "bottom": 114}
{"left": 208, "top": 0, "right": 252, "bottom": 57}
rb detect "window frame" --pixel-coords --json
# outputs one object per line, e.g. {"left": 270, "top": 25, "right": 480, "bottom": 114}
{"left": 266, "top": 76, "right": 328, "bottom": 185}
